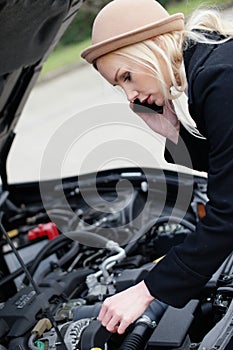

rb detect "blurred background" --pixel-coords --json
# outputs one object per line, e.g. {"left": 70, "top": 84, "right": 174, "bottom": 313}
{"left": 41, "top": 0, "right": 233, "bottom": 76}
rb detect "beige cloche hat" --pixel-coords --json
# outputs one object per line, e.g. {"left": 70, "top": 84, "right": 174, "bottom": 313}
{"left": 81, "top": 0, "right": 184, "bottom": 64}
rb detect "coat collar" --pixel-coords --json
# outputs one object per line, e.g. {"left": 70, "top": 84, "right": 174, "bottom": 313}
{"left": 183, "top": 40, "right": 216, "bottom": 105}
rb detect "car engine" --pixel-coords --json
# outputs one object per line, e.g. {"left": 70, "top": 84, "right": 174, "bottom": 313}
{"left": 0, "top": 169, "right": 233, "bottom": 350}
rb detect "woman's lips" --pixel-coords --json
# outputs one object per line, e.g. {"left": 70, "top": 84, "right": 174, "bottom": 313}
{"left": 147, "top": 96, "right": 153, "bottom": 104}
{"left": 141, "top": 96, "right": 152, "bottom": 104}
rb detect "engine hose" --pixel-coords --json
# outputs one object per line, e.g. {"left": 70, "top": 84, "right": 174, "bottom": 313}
{"left": 119, "top": 300, "right": 167, "bottom": 350}
{"left": 80, "top": 319, "right": 112, "bottom": 350}
{"left": 73, "top": 303, "right": 102, "bottom": 321}
{"left": 65, "top": 230, "right": 109, "bottom": 248}
{"left": 23, "top": 235, "right": 70, "bottom": 285}
{"left": 125, "top": 215, "right": 195, "bottom": 255}
{"left": 58, "top": 241, "right": 79, "bottom": 267}
{"left": 119, "top": 322, "right": 153, "bottom": 350}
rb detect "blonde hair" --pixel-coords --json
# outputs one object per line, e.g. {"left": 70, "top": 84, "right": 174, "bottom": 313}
{"left": 105, "top": 7, "right": 233, "bottom": 137}
{"left": 184, "top": 6, "right": 233, "bottom": 45}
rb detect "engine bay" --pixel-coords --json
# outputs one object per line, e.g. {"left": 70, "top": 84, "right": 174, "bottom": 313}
{"left": 0, "top": 169, "right": 233, "bottom": 350}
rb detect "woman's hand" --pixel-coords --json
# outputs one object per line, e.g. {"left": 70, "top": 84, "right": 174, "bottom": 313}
{"left": 98, "top": 280, "right": 154, "bottom": 334}
{"left": 130, "top": 101, "right": 180, "bottom": 143}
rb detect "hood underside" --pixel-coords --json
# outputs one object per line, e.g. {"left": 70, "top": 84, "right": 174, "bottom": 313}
{"left": 0, "top": 0, "right": 84, "bottom": 188}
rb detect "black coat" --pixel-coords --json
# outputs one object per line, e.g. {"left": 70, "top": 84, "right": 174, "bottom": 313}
{"left": 144, "top": 36, "right": 233, "bottom": 307}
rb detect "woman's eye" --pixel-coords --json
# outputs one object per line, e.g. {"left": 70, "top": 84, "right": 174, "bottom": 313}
{"left": 123, "top": 72, "right": 131, "bottom": 82}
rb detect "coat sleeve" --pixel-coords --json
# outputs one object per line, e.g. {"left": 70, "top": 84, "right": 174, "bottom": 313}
{"left": 144, "top": 63, "right": 233, "bottom": 308}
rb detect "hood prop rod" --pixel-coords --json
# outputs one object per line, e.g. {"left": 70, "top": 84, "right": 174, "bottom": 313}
{"left": 0, "top": 213, "right": 68, "bottom": 350}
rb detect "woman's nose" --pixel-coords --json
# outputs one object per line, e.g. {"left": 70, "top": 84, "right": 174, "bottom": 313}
{"left": 125, "top": 89, "right": 139, "bottom": 102}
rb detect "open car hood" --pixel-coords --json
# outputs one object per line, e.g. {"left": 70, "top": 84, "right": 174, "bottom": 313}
{"left": 0, "top": 0, "right": 84, "bottom": 188}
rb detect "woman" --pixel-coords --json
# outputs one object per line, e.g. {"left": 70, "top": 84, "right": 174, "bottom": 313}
{"left": 81, "top": 0, "right": 233, "bottom": 335}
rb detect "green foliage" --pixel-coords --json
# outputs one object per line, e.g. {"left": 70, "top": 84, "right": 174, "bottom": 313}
{"left": 58, "top": 0, "right": 110, "bottom": 47}
{"left": 42, "top": 39, "right": 91, "bottom": 74}
{"left": 158, "top": 0, "right": 170, "bottom": 7}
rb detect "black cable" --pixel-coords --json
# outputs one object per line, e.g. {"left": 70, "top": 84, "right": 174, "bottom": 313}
{"left": 125, "top": 215, "right": 196, "bottom": 255}
{"left": 58, "top": 241, "right": 79, "bottom": 267}
{"left": 36, "top": 241, "right": 80, "bottom": 283}
{"left": 0, "top": 237, "right": 72, "bottom": 287}
{"left": 23, "top": 234, "right": 71, "bottom": 285}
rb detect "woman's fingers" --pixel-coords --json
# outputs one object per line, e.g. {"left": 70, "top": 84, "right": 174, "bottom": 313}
{"left": 98, "top": 298, "right": 122, "bottom": 330}
{"left": 100, "top": 308, "right": 132, "bottom": 333}
{"left": 118, "top": 319, "right": 131, "bottom": 334}
{"left": 98, "top": 281, "right": 154, "bottom": 334}
{"left": 98, "top": 301, "right": 108, "bottom": 322}
{"left": 105, "top": 315, "right": 121, "bottom": 332}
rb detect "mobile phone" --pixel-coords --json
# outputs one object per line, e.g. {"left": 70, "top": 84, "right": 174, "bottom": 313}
{"left": 132, "top": 98, "right": 163, "bottom": 114}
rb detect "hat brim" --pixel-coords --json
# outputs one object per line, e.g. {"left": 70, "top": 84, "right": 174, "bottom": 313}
{"left": 81, "top": 13, "right": 184, "bottom": 64}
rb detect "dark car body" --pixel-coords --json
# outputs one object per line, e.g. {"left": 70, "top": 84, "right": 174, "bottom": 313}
{"left": 0, "top": 1, "right": 233, "bottom": 349}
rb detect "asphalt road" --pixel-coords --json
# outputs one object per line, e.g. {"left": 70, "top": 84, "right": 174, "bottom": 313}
{"left": 222, "top": 4, "right": 233, "bottom": 19}
{"left": 9, "top": 63, "right": 170, "bottom": 183}
{"left": 8, "top": 7, "right": 233, "bottom": 183}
